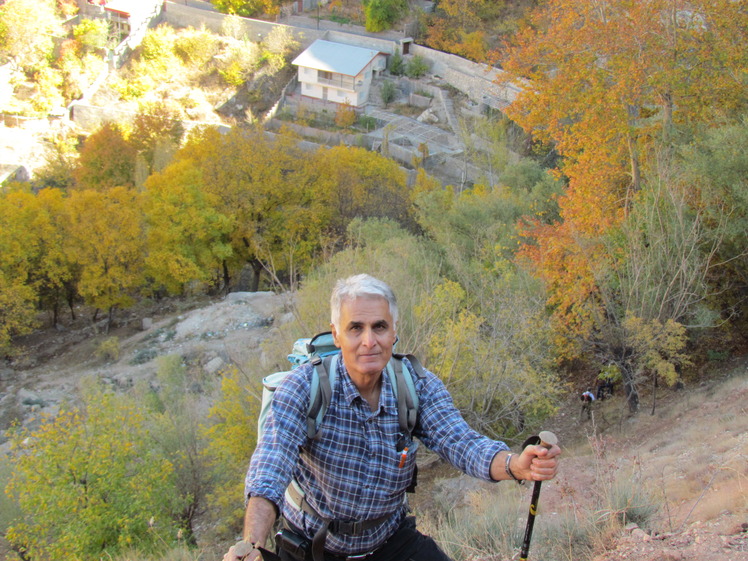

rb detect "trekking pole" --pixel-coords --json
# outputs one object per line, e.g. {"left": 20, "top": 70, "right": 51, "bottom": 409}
{"left": 518, "top": 430, "right": 558, "bottom": 561}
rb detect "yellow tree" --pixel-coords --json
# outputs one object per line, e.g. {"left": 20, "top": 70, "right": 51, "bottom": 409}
{"left": 73, "top": 123, "right": 137, "bottom": 190}
{"left": 176, "top": 126, "right": 332, "bottom": 291}
{"left": 65, "top": 187, "right": 146, "bottom": 326}
{"left": 6, "top": 384, "right": 185, "bottom": 560}
{"left": 143, "top": 159, "right": 233, "bottom": 294}
{"left": 313, "top": 145, "right": 412, "bottom": 237}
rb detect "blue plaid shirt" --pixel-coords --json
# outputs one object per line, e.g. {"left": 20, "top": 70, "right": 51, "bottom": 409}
{"left": 245, "top": 357, "right": 509, "bottom": 555}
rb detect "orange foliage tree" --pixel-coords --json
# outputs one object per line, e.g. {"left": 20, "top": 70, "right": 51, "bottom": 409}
{"left": 502, "top": 0, "right": 748, "bottom": 357}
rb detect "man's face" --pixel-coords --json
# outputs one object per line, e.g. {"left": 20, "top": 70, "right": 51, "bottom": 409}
{"left": 331, "top": 295, "right": 397, "bottom": 382}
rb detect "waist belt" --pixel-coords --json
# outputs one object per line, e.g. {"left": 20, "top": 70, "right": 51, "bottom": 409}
{"left": 285, "top": 480, "right": 393, "bottom": 561}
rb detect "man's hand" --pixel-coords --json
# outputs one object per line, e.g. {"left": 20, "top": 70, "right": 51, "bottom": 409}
{"left": 224, "top": 540, "right": 261, "bottom": 561}
{"left": 514, "top": 442, "right": 561, "bottom": 482}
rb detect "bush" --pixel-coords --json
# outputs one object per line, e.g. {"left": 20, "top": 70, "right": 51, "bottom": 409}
{"left": 174, "top": 28, "right": 219, "bottom": 67}
{"left": 335, "top": 104, "right": 357, "bottom": 128}
{"left": 380, "top": 80, "right": 397, "bottom": 106}
{"left": 389, "top": 49, "right": 404, "bottom": 76}
{"left": 405, "top": 55, "right": 429, "bottom": 79}
{"left": 217, "top": 40, "right": 261, "bottom": 87}
{"left": 96, "top": 336, "right": 120, "bottom": 362}
{"left": 357, "top": 115, "right": 378, "bottom": 131}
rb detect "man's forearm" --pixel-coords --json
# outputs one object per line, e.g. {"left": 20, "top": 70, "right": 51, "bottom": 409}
{"left": 243, "top": 496, "right": 279, "bottom": 547}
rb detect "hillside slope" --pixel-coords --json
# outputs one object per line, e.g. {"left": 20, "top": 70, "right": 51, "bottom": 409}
{"left": 1, "top": 295, "right": 746, "bottom": 560}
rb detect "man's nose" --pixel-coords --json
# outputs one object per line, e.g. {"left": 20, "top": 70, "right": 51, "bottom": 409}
{"left": 361, "top": 327, "right": 376, "bottom": 347}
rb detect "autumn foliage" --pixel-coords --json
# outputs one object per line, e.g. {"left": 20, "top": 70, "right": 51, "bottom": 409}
{"left": 502, "top": 0, "right": 748, "bottom": 358}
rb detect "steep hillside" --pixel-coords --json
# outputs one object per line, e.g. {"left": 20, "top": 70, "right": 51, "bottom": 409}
{"left": 1, "top": 295, "right": 746, "bottom": 560}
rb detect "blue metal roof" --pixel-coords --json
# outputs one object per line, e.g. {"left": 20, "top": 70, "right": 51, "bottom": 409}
{"left": 292, "top": 39, "right": 380, "bottom": 77}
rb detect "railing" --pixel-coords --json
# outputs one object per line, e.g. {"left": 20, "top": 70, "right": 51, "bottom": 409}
{"left": 317, "top": 75, "right": 356, "bottom": 91}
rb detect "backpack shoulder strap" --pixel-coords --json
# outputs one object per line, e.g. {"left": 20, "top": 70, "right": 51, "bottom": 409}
{"left": 307, "top": 354, "right": 338, "bottom": 439}
{"left": 388, "top": 354, "right": 423, "bottom": 437}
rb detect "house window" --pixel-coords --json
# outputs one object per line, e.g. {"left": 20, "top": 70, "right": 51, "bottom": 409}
{"left": 319, "top": 71, "right": 333, "bottom": 81}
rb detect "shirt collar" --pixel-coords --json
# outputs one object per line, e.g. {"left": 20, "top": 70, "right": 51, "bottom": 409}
{"left": 338, "top": 358, "right": 398, "bottom": 416}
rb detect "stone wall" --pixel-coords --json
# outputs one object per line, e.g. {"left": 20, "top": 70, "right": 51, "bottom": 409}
{"left": 409, "top": 44, "right": 521, "bottom": 110}
{"left": 163, "top": 1, "right": 322, "bottom": 45}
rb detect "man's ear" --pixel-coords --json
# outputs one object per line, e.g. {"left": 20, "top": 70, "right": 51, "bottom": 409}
{"left": 330, "top": 324, "right": 341, "bottom": 348}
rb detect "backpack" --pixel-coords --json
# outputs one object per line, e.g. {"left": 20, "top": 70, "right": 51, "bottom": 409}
{"left": 258, "top": 332, "right": 424, "bottom": 446}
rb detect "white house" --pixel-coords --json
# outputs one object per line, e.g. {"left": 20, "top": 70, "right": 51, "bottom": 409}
{"left": 291, "top": 39, "right": 387, "bottom": 107}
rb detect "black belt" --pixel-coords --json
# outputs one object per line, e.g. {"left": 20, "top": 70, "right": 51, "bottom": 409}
{"left": 285, "top": 482, "right": 393, "bottom": 561}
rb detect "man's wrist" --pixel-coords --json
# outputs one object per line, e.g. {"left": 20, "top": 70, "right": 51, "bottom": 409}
{"left": 505, "top": 452, "right": 525, "bottom": 484}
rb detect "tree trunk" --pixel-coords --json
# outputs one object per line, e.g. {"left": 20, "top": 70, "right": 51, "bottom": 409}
{"left": 222, "top": 260, "right": 231, "bottom": 294}
{"left": 622, "top": 367, "right": 639, "bottom": 413}
{"left": 249, "top": 259, "right": 263, "bottom": 292}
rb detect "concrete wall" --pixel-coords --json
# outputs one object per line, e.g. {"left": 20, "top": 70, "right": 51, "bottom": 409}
{"left": 163, "top": 2, "right": 322, "bottom": 45}
{"left": 323, "top": 30, "right": 400, "bottom": 55}
{"left": 409, "top": 44, "right": 521, "bottom": 110}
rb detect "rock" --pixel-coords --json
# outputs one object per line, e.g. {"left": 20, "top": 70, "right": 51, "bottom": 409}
{"left": 631, "top": 528, "right": 650, "bottom": 541}
{"left": 204, "top": 356, "right": 225, "bottom": 375}
{"left": 142, "top": 317, "right": 154, "bottom": 331}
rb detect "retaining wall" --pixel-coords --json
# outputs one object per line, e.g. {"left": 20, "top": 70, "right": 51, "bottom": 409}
{"left": 163, "top": 2, "right": 321, "bottom": 45}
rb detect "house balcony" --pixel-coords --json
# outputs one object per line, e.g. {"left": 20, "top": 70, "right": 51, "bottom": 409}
{"left": 317, "top": 76, "right": 356, "bottom": 91}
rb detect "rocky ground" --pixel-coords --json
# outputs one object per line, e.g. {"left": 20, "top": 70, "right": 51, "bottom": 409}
{"left": 1, "top": 294, "right": 747, "bottom": 560}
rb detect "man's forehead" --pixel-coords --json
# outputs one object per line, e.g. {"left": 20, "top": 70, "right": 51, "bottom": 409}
{"left": 340, "top": 295, "right": 392, "bottom": 320}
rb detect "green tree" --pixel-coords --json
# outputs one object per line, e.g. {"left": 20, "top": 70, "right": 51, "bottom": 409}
{"left": 364, "top": 0, "right": 407, "bottom": 32}
{"left": 140, "top": 356, "right": 214, "bottom": 543}
{"left": 72, "top": 18, "right": 109, "bottom": 52}
{"left": 6, "top": 384, "right": 185, "bottom": 560}
{"left": 388, "top": 49, "right": 404, "bottom": 75}
{"left": 380, "top": 80, "right": 396, "bottom": 106}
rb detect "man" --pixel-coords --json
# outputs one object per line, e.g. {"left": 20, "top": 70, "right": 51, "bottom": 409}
{"left": 581, "top": 388, "right": 596, "bottom": 420}
{"left": 225, "top": 274, "right": 561, "bottom": 561}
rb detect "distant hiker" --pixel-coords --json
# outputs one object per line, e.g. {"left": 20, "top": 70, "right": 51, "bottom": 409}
{"left": 596, "top": 363, "right": 620, "bottom": 400}
{"left": 224, "top": 274, "right": 561, "bottom": 561}
{"left": 580, "top": 388, "right": 595, "bottom": 420}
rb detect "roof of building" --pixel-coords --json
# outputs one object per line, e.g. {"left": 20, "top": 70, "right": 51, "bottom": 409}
{"left": 292, "top": 39, "right": 381, "bottom": 77}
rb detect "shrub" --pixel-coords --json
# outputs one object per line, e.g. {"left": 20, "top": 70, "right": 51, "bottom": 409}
{"left": 357, "top": 115, "right": 378, "bottom": 131}
{"left": 73, "top": 19, "right": 110, "bottom": 52}
{"left": 335, "top": 104, "right": 357, "bottom": 128}
{"left": 389, "top": 49, "right": 404, "bottom": 76}
{"left": 96, "top": 336, "right": 120, "bottom": 362}
{"left": 174, "top": 28, "right": 219, "bottom": 67}
{"left": 405, "top": 55, "right": 429, "bottom": 79}
{"left": 380, "top": 80, "right": 397, "bottom": 106}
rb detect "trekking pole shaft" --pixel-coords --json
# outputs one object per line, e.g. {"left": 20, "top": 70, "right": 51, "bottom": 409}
{"left": 518, "top": 431, "right": 557, "bottom": 561}
{"left": 519, "top": 481, "right": 543, "bottom": 560}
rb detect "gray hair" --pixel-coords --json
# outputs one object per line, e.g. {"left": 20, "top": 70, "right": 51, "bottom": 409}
{"left": 330, "top": 274, "right": 398, "bottom": 329}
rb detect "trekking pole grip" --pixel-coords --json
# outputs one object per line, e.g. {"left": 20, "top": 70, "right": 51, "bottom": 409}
{"left": 518, "top": 430, "right": 557, "bottom": 561}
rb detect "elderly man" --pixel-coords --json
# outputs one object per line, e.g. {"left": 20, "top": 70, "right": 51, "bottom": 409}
{"left": 225, "top": 274, "right": 561, "bottom": 561}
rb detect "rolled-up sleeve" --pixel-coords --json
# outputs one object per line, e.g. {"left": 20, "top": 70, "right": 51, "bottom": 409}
{"left": 412, "top": 364, "right": 509, "bottom": 480}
